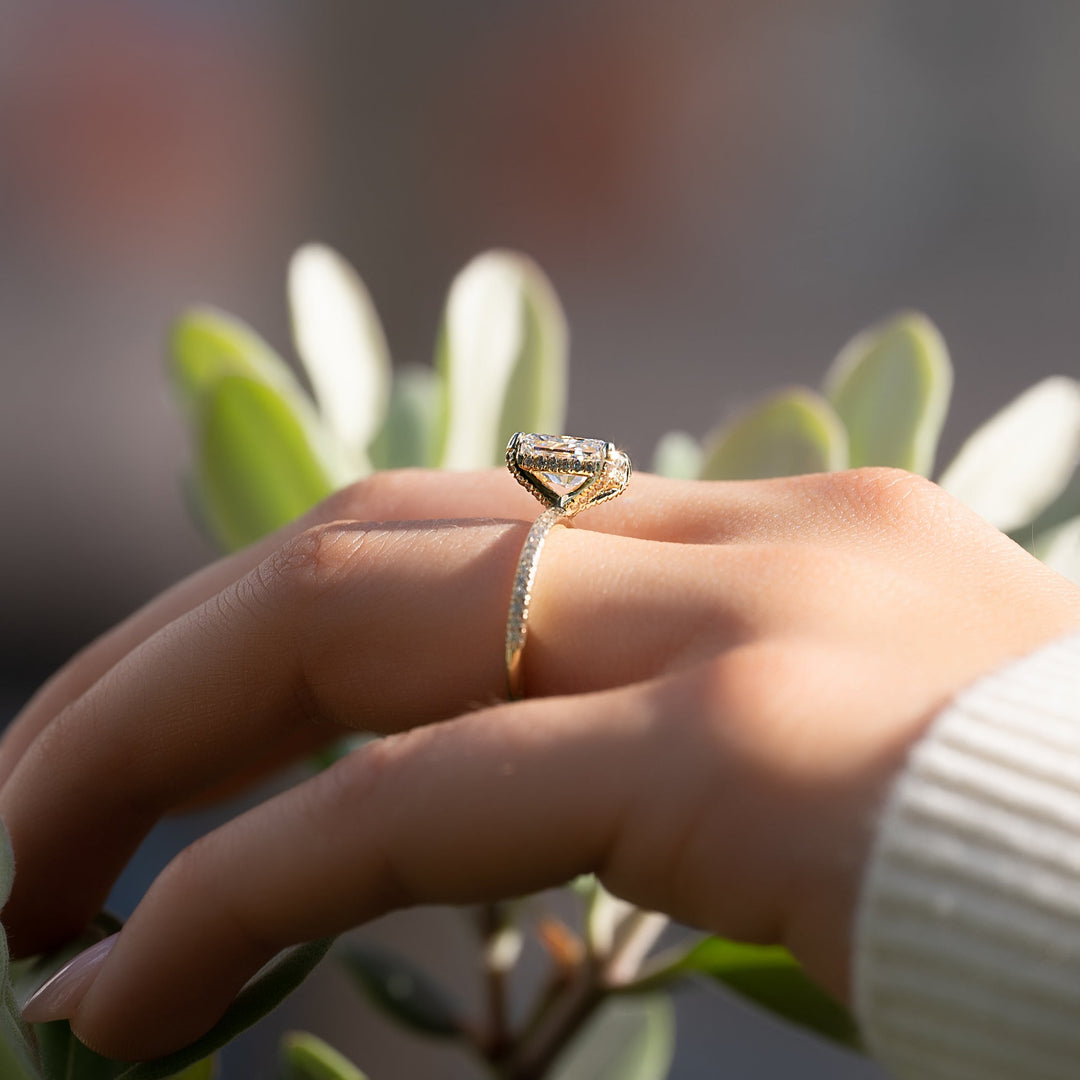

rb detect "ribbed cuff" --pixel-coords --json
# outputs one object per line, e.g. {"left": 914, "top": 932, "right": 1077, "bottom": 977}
{"left": 854, "top": 633, "right": 1080, "bottom": 1080}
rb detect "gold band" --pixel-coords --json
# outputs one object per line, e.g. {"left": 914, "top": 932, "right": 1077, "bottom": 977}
{"left": 504, "top": 433, "right": 631, "bottom": 700}
{"left": 505, "top": 506, "right": 569, "bottom": 700}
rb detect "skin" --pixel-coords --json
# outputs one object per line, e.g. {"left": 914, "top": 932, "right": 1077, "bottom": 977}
{"left": 1, "top": 467, "right": 1079, "bottom": 1061}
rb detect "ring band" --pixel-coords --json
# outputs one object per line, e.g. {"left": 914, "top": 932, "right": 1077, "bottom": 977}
{"left": 504, "top": 433, "right": 632, "bottom": 699}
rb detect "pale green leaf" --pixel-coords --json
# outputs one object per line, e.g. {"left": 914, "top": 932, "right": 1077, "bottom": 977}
{"left": 495, "top": 255, "right": 568, "bottom": 461}
{"left": 549, "top": 995, "right": 674, "bottom": 1080}
{"left": 0, "top": 822, "right": 42, "bottom": 1080}
{"left": 194, "top": 375, "right": 336, "bottom": 551}
{"left": 629, "top": 936, "right": 859, "bottom": 1050}
{"left": 288, "top": 245, "right": 392, "bottom": 478}
{"left": 699, "top": 389, "right": 848, "bottom": 480}
{"left": 651, "top": 432, "right": 704, "bottom": 479}
{"left": 170, "top": 309, "right": 308, "bottom": 419}
{"left": 115, "top": 939, "right": 334, "bottom": 1080}
{"left": 338, "top": 941, "right": 463, "bottom": 1039}
{"left": 437, "top": 251, "right": 567, "bottom": 469}
{"left": 1038, "top": 515, "right": 1080, "bottom": 585}
{"left": 938, "top": 377, "right": 1080, "bottom": 533}
{"left": 281, "top": 1032, "right": 368, "bottom": 1080}
{"left": 368, "top": 365, "right": 443, "bottom": 470}
{"left": 0, "top": 1016, "right": 43, "bottom": 1080}
{"left": 824, "top": 312, "right": 952, "bottom": 474}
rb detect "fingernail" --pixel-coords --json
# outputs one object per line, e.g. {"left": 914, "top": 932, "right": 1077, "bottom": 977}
{"left": 22, "top": 934, "right": 118, "bottom": 1024}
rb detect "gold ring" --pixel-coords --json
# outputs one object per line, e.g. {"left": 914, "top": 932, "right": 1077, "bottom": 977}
{"left": 504, "top": 433, "right": 632, "bottom": 699}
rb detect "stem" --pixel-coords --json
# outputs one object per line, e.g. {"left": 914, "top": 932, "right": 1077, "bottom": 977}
{"left": 479, "top": 903, "right": 513, "bottom": 1061}
{"left": 502, "top": 966, "right": 605, "bottom": 1080}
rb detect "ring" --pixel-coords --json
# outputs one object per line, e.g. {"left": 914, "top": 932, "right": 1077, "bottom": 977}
{"left": 504, "top": 433, "right": 632, "bottom": 699}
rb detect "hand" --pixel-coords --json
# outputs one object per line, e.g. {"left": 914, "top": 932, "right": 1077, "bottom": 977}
{"left": 2, "top": 467, "right": 1078, "bottom": 1060}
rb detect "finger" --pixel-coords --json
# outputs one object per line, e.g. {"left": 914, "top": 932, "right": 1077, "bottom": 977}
{"left": 65, "top": 677, "right": 690, "bottom": 1060}
{"left": 1, "top": 520, "right": 743, "bottom": 954}
{"left": 0, "top": 468, "right": 753, "bottom": 788}
{"left": 3, "top": 462, "right": 862, "bottom": 791}
{"left": 0, "top": 470, "right": 532, "bottom": 789}
{"left": 59, "top": 638, "right": 890, "bottom": 1062}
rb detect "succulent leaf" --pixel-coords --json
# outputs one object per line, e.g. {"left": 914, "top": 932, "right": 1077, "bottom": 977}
{"left": 338, "top": 941, "right": 463, "bottom": 1040}
{"left": 368, "top": 365, "right": 443, "bottom": 470}
{"left": 1038, "top": 515, "right": 1080, "bottom": 585}
{"left": 170, "top": 309, "right": 307, "bottom": 419}
{"left": 824, "top": 312, "right": 952, "bottom": 475}
{"left": 281, "top": 1032, "right": 368, "bottom": 1080}
{"left": 630, "top": 936, "right": 859, "bottom": 1050}
{"left": 548, "top": 995, "right": 674, "bottom": 1080}
{"left": 288, "top": 245, "right": 392, "bottom": 478}
{"left": 193, "top": 375, "right": 337, "bottom": 551}
{"left": 437, "top": 252, "right": 567, "bottom": 469}
{"left": 938, "top": 376, "right": 1080, "bottom": 533}
{"left": 651, "top": 431, "right": 704, "bottom": 479}
{"left": 699, "top": 389, "right": 847, "bottom": 480}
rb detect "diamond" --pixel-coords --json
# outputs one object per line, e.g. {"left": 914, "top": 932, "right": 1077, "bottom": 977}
{"left": 507, "top": 432, "right": 629, "bottom": 512}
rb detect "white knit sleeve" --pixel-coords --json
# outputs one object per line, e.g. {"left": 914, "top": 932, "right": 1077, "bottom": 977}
{"left": 853, "top": 632, "right": 1080, "bottom": 1080}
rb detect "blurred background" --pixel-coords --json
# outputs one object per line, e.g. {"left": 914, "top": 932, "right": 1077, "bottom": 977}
{"left": 3, "top": 1, "right": 1079, "bottom": 1076}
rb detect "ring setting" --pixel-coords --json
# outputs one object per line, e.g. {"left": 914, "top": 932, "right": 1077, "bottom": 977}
{"left": 504, "top": 433, "right": 631, "bottom": 699}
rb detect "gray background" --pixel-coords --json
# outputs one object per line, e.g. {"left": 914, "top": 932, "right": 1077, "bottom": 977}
{"left": 2, "top": 1, "right": 1077, "bottom": 1075}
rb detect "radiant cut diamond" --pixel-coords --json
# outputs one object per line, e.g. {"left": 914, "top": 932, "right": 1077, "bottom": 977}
{"left": 518, "top": 434, "right": 606, "bottom": 468}
{"left": 507, "top": 432, "right": 629, "bottom": 512}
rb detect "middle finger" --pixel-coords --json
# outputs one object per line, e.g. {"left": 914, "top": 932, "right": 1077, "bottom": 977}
{"left": 0, "top": 516, "right": 732, "bottom": 954}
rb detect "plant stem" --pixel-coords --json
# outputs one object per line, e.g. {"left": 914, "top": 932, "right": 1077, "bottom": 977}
{"left": 501, "top": 967, "right": 604, "bottom": 1080}
{"left": 479, "top": 903, "right": 512, "bottom": 1061}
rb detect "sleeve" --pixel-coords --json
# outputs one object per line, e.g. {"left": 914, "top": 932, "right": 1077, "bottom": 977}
{"left": 852, "top": 632, "right": 1080, "bottom": 1080}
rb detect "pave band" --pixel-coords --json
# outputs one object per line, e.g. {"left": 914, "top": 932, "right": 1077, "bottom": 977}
{"left": 505, "top": 506, "right": 569, "bottom": 700}
{"left": 504, "top": 433, "right": 631, "bottom": 699}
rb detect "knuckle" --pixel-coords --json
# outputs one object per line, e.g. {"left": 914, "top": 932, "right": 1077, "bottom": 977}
{"left": 254, "top": 522, "right": 372, "bottom": 607}
{"left": 826, "top": 467, "right": 945, "bottom": 529}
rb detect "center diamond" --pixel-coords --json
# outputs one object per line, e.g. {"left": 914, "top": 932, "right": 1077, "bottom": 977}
{"left": 540, "top": 470, "right": 589, "bottom": 495}
{"left": 508, "top": 433, "right": 617, "bottom": 510}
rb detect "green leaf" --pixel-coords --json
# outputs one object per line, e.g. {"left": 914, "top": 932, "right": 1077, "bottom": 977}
{"left": 288, "top": 245, "right": 392, "bottom": 478}
{"left": 650, "top": 432, "right": 703, "bottom": 479}
{"left": 37, "top": 1021, "right": 115, "bottom": 1080}
{"left": 548, "top": 995, "right": 674, "bottom": 1080}
{"left": 0, "top": 1033, "right": 43, "bottom": 1080}
{"left": 368, "top": 365, "right": 443, "bottom": 470}
{"left": 638, "top": 937, "right": 859, "bottom": 1050}
{"left": 1025, "top": 462, "right": 1080, "bottom": 543}
{"left": 1037, "top": 514, "right": 1080, "bottom": 585}
{"left": 823, "top": 312, "right": 952, "bottom": 474}
{"left": 170, "top": 309, "right": 308, "bottom": 419}
{"left": 0, "top": 822, "right": 44, "bottom": 1080}
{"left": 495, "top": 255, "right": 568, "bottom": 461}
{"left": 194, "top": 375, "right": 337, "bottom": 551}
{"left": 338, "top": 941, "right": 463, "bottom": 1039}
{"left": 281, "top": 1032, "right": 368, "bottom": 1080}
{"left": 436, "top": 251, "right": 567, "bottom": 469}
{"left": 699, "top": 389, "right": 848, "bottom": 480}
{"left": 114, "top": 938, "right": 334, "bottom": 1080}
{"left": 939, "top": 376, "right": 1080, "bottom": 533}
{"left": 163, "top": 1059, "right": 216, "bottom": 1080}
